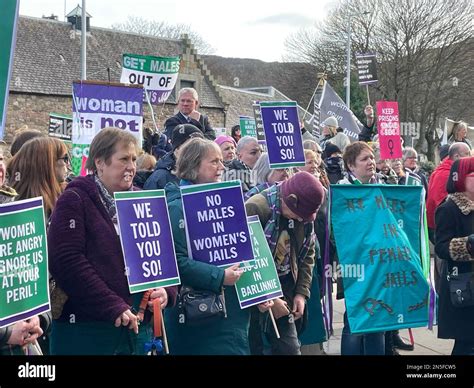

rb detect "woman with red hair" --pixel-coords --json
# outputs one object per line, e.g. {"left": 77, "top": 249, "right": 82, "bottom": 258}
{"left": 435, "top": 156, "right": 474, "bottom": 355}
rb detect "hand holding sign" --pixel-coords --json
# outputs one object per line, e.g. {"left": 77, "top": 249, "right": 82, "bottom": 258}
{"left": 223, "top": 263, "right": 244, "bottom": 286}
{"left": 7, "top": 317, "right": 42, "bottom": 346}
{"left": 257, "top": 299, "right": 274, "bottom": 313}
{"left": 271, "top": 298, "right": 291, "bottom": 320}
{"left": 148, "top": 287, "right": 168, "bottom": 311}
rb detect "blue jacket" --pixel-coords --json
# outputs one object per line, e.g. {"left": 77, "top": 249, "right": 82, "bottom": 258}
{"left": 143, "top": 152, "right": 178, "bottom": 190}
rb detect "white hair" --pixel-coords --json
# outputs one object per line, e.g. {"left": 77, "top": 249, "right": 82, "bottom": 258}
{"left": 178, "top": 87, "right": 198, "bottom": 101}
{"left": 236, "top": 136, "right": 258, "bottom": 153}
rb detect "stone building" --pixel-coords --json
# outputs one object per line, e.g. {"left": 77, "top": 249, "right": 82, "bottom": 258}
{"left": 217, "top": 85, "right": 312, "bottom": 129}
{"left": 5, "top": 9, "right": 321, "bottom": 145}
{"left": 5, "top": 12, "right": 226, "bottom": 142}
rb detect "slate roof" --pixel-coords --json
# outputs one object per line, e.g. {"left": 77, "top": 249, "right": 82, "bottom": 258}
{"left": 216, "top": 85, "right": 312, "bottom": 128}
{"left": 66, "top": 5, "right": 92, "bottom": 18}
{"left": 10, "top": 16, "right": 223, "bottom": 108}
{"left": 204, "top": 55, "right": 319, "bottom": 110}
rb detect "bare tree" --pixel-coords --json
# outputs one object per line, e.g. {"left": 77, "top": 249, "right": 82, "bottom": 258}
{"left": 284, "top": 0, "right": 473, "bottom": 160}
{"left": 111, "top": 16, "right": 215, "bottom": 55}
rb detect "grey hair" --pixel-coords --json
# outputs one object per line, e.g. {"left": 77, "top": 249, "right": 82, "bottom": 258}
{"left": 303, "top": 139, "right": 320, "bottom": 152}
{"left": 178, "top": 87, "right": 199, "bottom": 101}
{"left": 448, "top": 142, "right": 470, "bottom": 158}
{"left": 402, "top": 147, "right": 417, "bottom": 161}
{"left": 236, "top": 136, "right": 258, "bottom": 154}
{"left": 252, "top": 153, "right": 272, "bottom": 184}
{"left": 175, "top": 137, "right": 220, "bottom": 182}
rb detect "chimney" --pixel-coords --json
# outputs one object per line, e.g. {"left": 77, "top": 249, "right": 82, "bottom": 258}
{"left": 42, "top": 14, "right": 58, "bottom": 21}
{"left": 66, "top": 4, "right": 91, "bottom": 32}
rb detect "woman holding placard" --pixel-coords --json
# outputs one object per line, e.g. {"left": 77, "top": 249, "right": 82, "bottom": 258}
{"left": 165, "top": 137, "right": 272, "bottom": 354}
{"left": 337, "top": 141, "right": 386, "bottom": 355}
{"left": 48, "top": 128, "right": 174, "bottom": 355}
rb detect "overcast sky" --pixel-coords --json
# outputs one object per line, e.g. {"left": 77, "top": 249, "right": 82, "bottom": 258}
{"left": 19, "top": 0, "right": 336, "bottom": 62}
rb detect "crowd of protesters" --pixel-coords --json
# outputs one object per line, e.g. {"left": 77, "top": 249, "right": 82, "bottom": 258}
{"left": 0, "top": 87, "right": 473, "bottom": 356}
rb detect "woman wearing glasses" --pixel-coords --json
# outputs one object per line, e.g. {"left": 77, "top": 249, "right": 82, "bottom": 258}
{"left": 7, "top": 137, "right": 69, "bottom": 219}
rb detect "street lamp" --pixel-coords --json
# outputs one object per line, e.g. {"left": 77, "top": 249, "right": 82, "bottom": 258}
{"left": 345, "top": 10, "right": 370, "bottom": 109}
{"left": 81, "top": 0, "right": 87, "bottom": 80}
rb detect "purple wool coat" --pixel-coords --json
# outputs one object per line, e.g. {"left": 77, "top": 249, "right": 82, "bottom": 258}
{"left": 48, "top": 175, "right": 176, "bottom": 323}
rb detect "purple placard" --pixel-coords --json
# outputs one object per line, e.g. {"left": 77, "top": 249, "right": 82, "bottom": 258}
{"left": 0, "top": 198, "right": 42, "bottom": 214}
{"left": 240, "top": 291, "right": 283, "bottom": 308}
{"left": 115, "top": 194, "right": 180, "bottom": 293}
{"left": 146, "top": 90, "right": 172, "bottom": 105}
{"left": 72, "top": 83, "right": 143, "bottom": 116}
{"left": 0, "top": 304, "right": 49, "bottom": 328}
{"left": 260, "top": 102, "right": 305, "bottom": 168}
{"left": 181, "top": 182, "right": 254, "bottom": 267}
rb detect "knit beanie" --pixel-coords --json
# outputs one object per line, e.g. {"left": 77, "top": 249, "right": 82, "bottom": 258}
{"left": 280, "top": 171, "right": 325, "bottom": 222}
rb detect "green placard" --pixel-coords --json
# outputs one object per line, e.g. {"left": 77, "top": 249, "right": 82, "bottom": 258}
{"left": 0, "top": 198, "right": 50, "bottom": 327}
{"left": 235, "top": 216, "right": 283, "bottom": 309}
{"left": 239, "top": 116, "right": 257, "bottom": 138}
{"left": 122, "top": 54, "right": 180, "bottom": 74}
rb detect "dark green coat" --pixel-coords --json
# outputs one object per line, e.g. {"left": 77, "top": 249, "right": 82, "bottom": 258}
{"left": 164, "top": 182, "right": 250, "bottom": 355}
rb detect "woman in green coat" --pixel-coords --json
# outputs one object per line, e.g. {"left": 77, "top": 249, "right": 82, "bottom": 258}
{"left": 165, "top": 138, "right": 271, "bottom": 355}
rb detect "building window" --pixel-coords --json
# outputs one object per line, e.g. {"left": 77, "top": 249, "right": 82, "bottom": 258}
{"left": 180, "top": 80, "right": 195, "bottom": 89}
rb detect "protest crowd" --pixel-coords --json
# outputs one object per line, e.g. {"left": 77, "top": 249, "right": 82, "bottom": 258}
{"left": 0, "top": 80, "right": 473, "bottom": 357}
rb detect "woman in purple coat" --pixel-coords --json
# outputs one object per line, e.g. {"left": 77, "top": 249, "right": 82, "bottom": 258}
{"left": 48, "top": 128, "right": 176, "bottom": 355}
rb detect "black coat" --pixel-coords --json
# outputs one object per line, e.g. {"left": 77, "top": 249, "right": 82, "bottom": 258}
{"left": 435, "top": 194, "right": 474, "bottom": 340}
{"left": 164, "top": 112, "right": 215, "bottom": 140}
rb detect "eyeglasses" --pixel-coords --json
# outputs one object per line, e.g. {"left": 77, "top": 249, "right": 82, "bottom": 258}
{"left": 58, "top": 155, "right": 70, "bottom": 164}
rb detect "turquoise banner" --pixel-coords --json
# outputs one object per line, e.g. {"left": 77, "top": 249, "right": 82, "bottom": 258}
{"left": 331, "top": 185, "right": 429, "bottom": 334}
{"left": 0, "top": 0, "right": 19, "bottom": 139}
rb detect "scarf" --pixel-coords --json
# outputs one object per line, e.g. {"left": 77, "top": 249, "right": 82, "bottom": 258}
{"left": 94, "top": 174, "right": 118, "bottom": 224}
{"left": 262, "top": 184, "right": 314, "bottom": 264}
{"left": 317, "top": 166, "right": 330, "bottom": 190}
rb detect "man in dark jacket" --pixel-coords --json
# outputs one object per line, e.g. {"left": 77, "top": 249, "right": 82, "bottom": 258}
{"left": 163, "top": 88, "right": 215, "bottom": 140}
{"left": 144, "top": 124, "right": 204, "bottom": 190}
